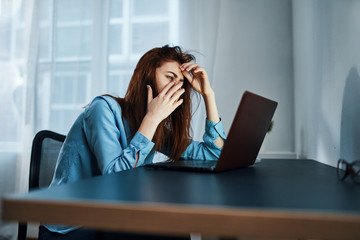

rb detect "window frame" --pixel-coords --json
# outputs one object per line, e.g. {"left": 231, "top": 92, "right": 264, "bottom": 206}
{"left": 0, "top": 0, "right": 180, "bottom": 148}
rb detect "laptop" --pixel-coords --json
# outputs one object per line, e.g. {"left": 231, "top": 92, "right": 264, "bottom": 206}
{"left": 146, "top": 91, "right": 278, "bottom": 172}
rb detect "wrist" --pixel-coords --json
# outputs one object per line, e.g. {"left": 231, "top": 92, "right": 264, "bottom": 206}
{"left": 143, "top": 113, "right": 161, "bottom": 126}
{"left": 202, "top": 89, "right": 220, "bottom": 124}
{"left": 202, "top": 89, "right": 215, "bottom": 101}
{"left": 138, "top": 114, "right": 160, "bottom": 141}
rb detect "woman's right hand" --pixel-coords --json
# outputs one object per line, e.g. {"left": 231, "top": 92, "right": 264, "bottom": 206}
{"left": 146, "top": 81, "right": 185, "bottom": 125}
{"left": 137, "top": 81, "right": 184, "bottom": 147}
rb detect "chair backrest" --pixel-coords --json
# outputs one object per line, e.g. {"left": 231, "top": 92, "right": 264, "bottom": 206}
{"left": 29, "top": 130, "right": 66, "bottom": 189}
{"left": 18, "top": 130, "right": 66, "bottom": 240}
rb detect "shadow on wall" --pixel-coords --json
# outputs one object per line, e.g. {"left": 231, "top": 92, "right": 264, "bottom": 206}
{"left": 340, "top": 67, "right": 360, "bottom": 162}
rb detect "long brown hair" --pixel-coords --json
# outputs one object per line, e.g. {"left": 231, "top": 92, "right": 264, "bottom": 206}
{"left": 112, "top": 45, "right": 196, "bottom": 160}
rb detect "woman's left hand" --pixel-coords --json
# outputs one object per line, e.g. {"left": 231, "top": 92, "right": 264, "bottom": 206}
{"left": 180, "top": 62, "right": 213, "bottom": 96}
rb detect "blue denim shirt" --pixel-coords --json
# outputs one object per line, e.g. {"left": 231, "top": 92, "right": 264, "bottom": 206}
{"left": 45, "top": 95, "right": 226, "bottom": 234}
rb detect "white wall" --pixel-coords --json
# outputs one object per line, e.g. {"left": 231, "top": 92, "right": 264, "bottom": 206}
{"left": 213, "top": 0, "right": 295, "bottom": 157}
{"left": 293, "top": 0, "right": 360, "bottom": 166}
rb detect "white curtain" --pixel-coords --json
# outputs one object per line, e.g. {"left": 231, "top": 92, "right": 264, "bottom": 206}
{"left": 0, "top": 0, "right": 37, "bottom": 238}
{"left": 0, "top": 0, "right": 221, "bottom": 238}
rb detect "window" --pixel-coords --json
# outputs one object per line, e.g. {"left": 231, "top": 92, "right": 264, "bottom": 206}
{"left": 107, "top": 0, "right": 179, "bottom": 95}
{"left": 35, "top": 0, "right": 179, "bottom": 135}
{"left": 0, "top": 0, "right": 179, "bottom": 151}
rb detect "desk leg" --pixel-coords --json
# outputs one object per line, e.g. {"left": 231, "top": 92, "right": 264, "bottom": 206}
{"left": 18, "top": 222, "right": 27, "bottom": 240}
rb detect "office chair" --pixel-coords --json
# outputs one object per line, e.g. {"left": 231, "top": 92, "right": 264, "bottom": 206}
{"left": 18, "top": 130, "right": 66, "bottom": 240}
{"left": 17, "top": 130, "right": 191, "bottom": 240}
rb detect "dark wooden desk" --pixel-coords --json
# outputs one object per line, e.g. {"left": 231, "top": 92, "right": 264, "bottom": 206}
{"left": 2, "top": 159, "right": 360, "bottom": 239}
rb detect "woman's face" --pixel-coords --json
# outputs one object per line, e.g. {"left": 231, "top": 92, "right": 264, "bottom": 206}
{"left": 155, "top": 61, "right": 185, "bottom": 93}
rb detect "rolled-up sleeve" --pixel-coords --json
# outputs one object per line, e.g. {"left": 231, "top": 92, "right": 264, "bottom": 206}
{"left": 181, "top": 119, "right": 227, "bottom": 160}
{"left": 83, "top": 97, "right": 154, "bottom": 174}
{"left": 203, "top": 119, "right": 227, "bottom": 148}
{"left": 125, "top": 131, "right": 154, "bottom": 166}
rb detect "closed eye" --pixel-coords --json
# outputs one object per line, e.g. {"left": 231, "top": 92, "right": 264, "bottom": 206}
{"left": 166, "top": 75, "right": 175, "bottom": 80}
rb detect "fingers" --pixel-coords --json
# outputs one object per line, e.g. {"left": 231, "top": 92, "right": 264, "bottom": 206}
{"left": 180, "top": 62, "right": 198, "bottom": 72}
{"left": 173, "top": 98, "right": 184, "bottom": 109}
{"left": 147, "top": 85, "right": 153, "bottom": 104}
{"left": 165, "top": 81, "right": 183, "bottom": 98}
{"left": 160, "top": 82, "right": 185, "bottom": 112}
{"left": 153, "top": 81, "right": 184, "bottom": 106}
{"left": 170, "top": 86, "right": 185, "bottom": 103}
{"left": 180, "top": 62, "right": 207, "bottom": 83}
{"left": 146, "top": 83, "right": 184, "bottom": 122}
{"left": 182, "top": 70, "right": 193, "bottom": 82}
{"left": 180, "top": 62, "right": 205, "bottom": 73}
{"left": 160, "top": 81, "right": 176, "bottom": 95}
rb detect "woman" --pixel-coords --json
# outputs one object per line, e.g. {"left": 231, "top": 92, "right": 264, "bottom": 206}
{"left": 39, "top": 45, "right": 226, "bottom": 239}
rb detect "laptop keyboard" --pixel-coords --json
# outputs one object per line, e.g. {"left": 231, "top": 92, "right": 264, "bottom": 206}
{"left": 185, "top": 160, "right": 217, "bottom": 168}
